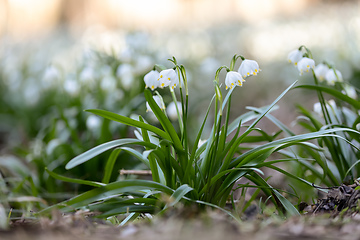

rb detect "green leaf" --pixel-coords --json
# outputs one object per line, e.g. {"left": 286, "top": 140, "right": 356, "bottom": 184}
{"left": 295, "top": 85, "right": 360, "bottom": 109}
{"left": 168, "top": 184, "right": 193, "bottom": 207}
{"left": 144, "top": 89, "right": 183, "bottom": 152}
{"left": 45, "top": 168, "right": 105, "bottom": 187}
{"left": 65, "top": 139, "right": 156, "bottom": 169}
{"left": 86, "top": 109, "right": 171, "bottom": 140}
{"left": 39, "top": 179, "right": 174, "bottom": 213}
{"left": 102, "top": 148, "right": 122, "bottom": 184}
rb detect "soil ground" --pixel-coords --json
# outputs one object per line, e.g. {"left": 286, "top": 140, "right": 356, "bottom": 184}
{"left": 2, "top": 210, "right": 360, "bottom": 240}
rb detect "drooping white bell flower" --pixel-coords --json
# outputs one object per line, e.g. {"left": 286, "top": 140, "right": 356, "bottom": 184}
{"left": 146, "top": 95, "right": 165, "bottom": 112}
{"left": 144, "top": 70, "right": 160, "bottom": 90}
{"left": 325, "top": 68, "right": 343, "bottom": 86}
{"left": 238, "top": 59, "right": 261, "bottom": 79}
{"left": 342, "top": 85, "right": 357, "bottom": 99}
{"left": 158, "top": 69, "right": 177, "bottom": 90}
{"left": 166, "top": 101, "right": 182, "bottom": 121}
{"left": 313, "top": 100, "right": 337, "bottom": 116}
{"left": 313, "top": 102, "right": 322, "bottom": 115}
{"left": 297, "top": 57, "right": 315, "bottom": 75}
{"left": 287, "top": 49, "right": 303, "bottom": 66}
{"left": 314, "top": 63, "right": 329, "bottom": 82}
{"left": 225, "top": 71, "right": 244, "bottom": 90}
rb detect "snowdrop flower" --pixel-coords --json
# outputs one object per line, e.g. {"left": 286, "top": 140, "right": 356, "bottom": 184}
{"left": 158, "top": 69, "right": 177, "bottom": 90}
{"left": 64, "top": 78, "right": 80, "bottom": 96}
{"left": 146, "top": 95, "right": 165, "bottom": 112}
{"left": 313, "top": 100, "right": 336, "bottom": 116}
{"left": 86, "top": 115, "right": 102, "bottom": 129}
{"left": 287, "top": 49, "right": 303, "bottom": 66}
{"left": 314, "top": 63, "right": 329, "bottom": 82}
{"left": 342, "top": 85, "right": 357, "bottom": 99}
{"left": 116, "top": 64, "right": 134, "bottom": 90}
{"left": 313, "top": 102, "right": 322, "bottom": 115}
{"left": 325, "top": 69, "right": 343, "bottom": 86}
{"left": 166, "top": 101, "right": 182, "bottom": 121}
{"left": 144, "top": 70, "right": 160, "bottom": 90}
{"left": 238, "top": 59, "right": 261, "bottom": 79}
{"left": 297, "top": 57, "right": 315, "bottom": 75}
{"left": 225, "top": 71, "right": 244, "bottom": 90}
{"left": 101, "top": 75, "right": 117, "bottom": 91}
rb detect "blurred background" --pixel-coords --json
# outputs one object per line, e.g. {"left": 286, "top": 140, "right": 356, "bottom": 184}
{"left": 0, "top": 0, "right": 360, "bottom": 208}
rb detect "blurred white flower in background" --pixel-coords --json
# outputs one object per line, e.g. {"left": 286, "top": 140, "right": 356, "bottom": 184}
{"left": 116, "top": 63, "right": 134, "bottom": 90}
{"left": 101, "top": 75, "right": 117, "bottom": 91}
{"left": 297, "top": 57, "right": 315, "bottom": 75}
{"left": 314, "top": 63, "right": 329, "bottom": 82}
{"left": 313, "top": 102, "right": 322, "bottom": 115}
{"left": 342, "top": 85, "right": 357, "bottom": 99}
{"left": 63, "top": 77, "right": 80, "bottom": 96}
{"left": 166, "top": 101, "right": 182, "bottom": 121}
{"left": 86, "top": 115, "right": 102, "bottom": 130}
{"left": 238, "top": 59, "right": 261, "bottom": 78}
{"left": 42, "top": 65, "right": 61, "bottom": 88}
{"left": 287, "top": 49, "right": 303, "bottom": 66}
{"left": 80, "top": 66, "right": 96, "bottom": 83}
{"left": 118, "top": 47, "right": 134, "bottom": 63}
{"left": 325, "top": 68, "right": 343, "bottom": 85}
{"left": 313, "top": 99, "right": 337, "bottom": 116}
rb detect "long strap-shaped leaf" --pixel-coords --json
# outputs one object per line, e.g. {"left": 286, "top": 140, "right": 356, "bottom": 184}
{"left": 144, "top": 89, "right": 184, "bottom": 152}
{"left": 39, "top": 179, "right": 174, "bottom": 213}
{"left": 295, "top": 85, "right": 360, "bottom": 109}
{"left": 46, "top": 168, "right": 105, "bottom": 187}
{"left": 231, "top": 127, "right": 360, "bottom": 168}
{"left": 65, "top": 139, "right": 157, "bottom": 169}
{"left": 86, "top": 109, "right": 171, "bottom": 140}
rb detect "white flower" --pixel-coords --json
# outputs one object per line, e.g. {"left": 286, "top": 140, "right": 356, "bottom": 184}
{"left": 342, "top": 85, "right": 357, "bottom": 99}
{"left": 287, "top": 49, "right": 303, "bottom": 66}
{"left": 166, "top": 101, "right": 182, "bottom": 121}
{"left": 225, "top": 71, "right": 244, "bottom": 90}
{"left": 314, "top": 63, "right": 329, "bottom": 82}
{"left": 116, "top": 64, "right": 134, "bottom": 90}
{"left": 101, "top": 76, "right": 117, "bottom": 91}
{"left": 158, "top": 69, "right": 177, "bottom": 90}
{"left": 325, "top": 69, "right": 343, "bottom": 86}
{"left": 313, "top": 100, "right": 336, "bottom": 116}
{"left": 64, "top": 78, "right": 80, "bottom": 96}
{"left": 144, "top": 70, "right": 160, "bottom": 90}
{"left": 86, "top": 115, "right": 101, "bottom": 129}
{"left": 297, "top": 57, "right": 315, "bottom": 75}
{"left": 146, "top": 95, "right": 165, "bottom": 112}
{"left": 313, "top": 102, "right": 322, "bottom": 115}
{"left": 238, "top": 59, "right": 261, "bottom": 78}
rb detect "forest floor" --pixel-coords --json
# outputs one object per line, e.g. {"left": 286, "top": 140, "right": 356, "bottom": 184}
{"left": 2, "top": 184, "right": 360, "bottom": 240}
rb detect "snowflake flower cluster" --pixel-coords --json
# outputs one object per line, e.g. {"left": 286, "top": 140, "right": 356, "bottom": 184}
{"left": 288, "top": 48, "right": 343, "bottom": 85}
{"left": 225, "top": 59, "right": 261, "bottom": 90}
